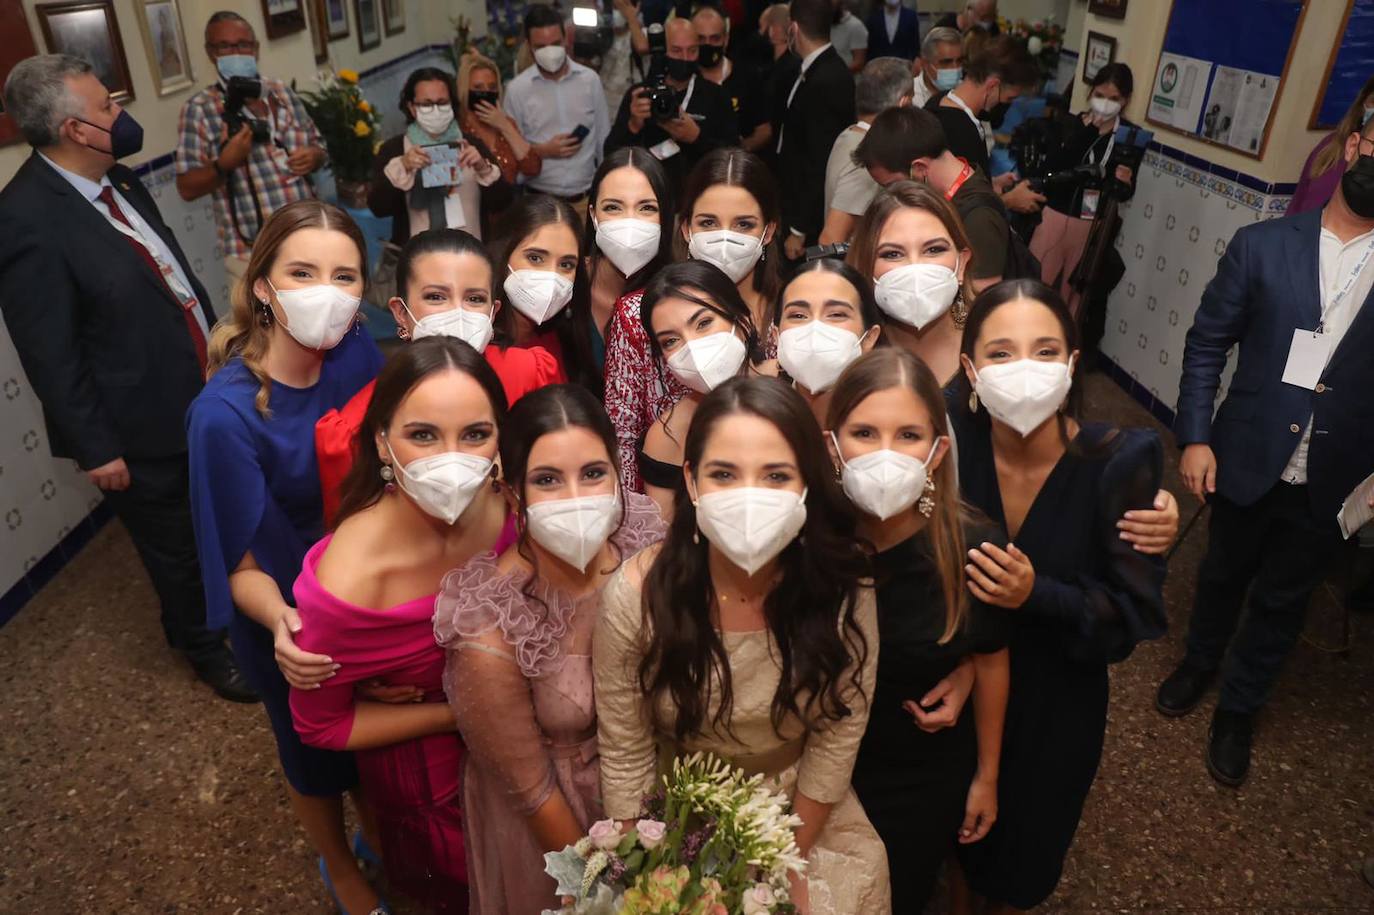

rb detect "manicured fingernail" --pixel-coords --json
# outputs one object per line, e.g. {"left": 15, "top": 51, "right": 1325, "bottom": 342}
{"left": 331, "top": 663, "right": 341, "bottom": 670}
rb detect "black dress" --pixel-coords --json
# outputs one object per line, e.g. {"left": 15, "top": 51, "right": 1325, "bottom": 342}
{"left": 852, "top": 521, "right": 1013, "bottom": 914}
{"left": 951, "top": 416, "right": 1167, "bottom": 910}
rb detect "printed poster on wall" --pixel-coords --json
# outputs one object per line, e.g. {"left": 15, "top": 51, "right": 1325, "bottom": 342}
{"left": 1201, "top": 66, "right": 1279, "bottom": 153}
{"left": 1148, "top": 52, "right": 1213, "bottom": 134}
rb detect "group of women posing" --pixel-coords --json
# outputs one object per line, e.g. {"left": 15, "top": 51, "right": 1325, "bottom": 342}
{"left": 187, "top": 142, "right": 1179, "bottom": 915}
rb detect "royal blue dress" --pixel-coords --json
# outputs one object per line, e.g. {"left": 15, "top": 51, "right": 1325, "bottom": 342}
{"left": 188, "top": 326, "right": 382, "bottom": 796}
{"left": 950, "top": 415, "right": 1168, "bottom": 910}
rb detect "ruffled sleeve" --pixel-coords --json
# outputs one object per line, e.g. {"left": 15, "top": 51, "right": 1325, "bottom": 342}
{"left": 315, "top": 380, "right": 374, "bottom": 528}
{"left": 611, "top": 492, "right": 668, "bottom": 560}
{"left": 593, "top": 561, "right": 660, "bottom": 820}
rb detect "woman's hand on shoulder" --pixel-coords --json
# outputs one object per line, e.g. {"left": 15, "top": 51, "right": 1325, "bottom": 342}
{"left": 275, "top": 607, "right": 339, "bottom": 689}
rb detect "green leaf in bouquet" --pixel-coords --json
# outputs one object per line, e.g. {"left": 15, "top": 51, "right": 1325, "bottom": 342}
{"left": 622, "top": 848, "right": 645, "bottom": 876}
{"left": 542, "top": 847, "right": 588, "bottom": 898}
{"left": 616, "top": 832, "right": 639, "bottom": 857}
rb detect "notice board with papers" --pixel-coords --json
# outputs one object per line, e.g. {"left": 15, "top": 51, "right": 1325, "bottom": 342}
{"left": 1145, "top": 0, "right": 1309, "bottom": 159}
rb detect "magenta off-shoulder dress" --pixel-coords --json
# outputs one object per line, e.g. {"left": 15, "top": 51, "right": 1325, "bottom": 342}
{"left": 433, "top": 492, "right": 666, "bottom": 915}
{"left": 290, "top": 535, "right": 468, "bottom": 914}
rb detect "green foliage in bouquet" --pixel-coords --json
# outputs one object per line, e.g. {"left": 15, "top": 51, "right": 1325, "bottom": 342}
{"left": 298, "top": 68, "right": 380, "bottom": 184}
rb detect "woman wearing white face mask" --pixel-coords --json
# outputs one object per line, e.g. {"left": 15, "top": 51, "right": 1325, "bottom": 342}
{"left": 290, "top": 338, "right": 513, "bottom": 913}
{"left": 825, "top": 348, "right": 1018, "bottom": 914}
{"left": 434, "top": 384, "right": 665, "bottom": 914}
{"left": 1027, "top": 63, "right": 1138, "bottom": 319}
{"left": 949, "top": 280, "right": 1166, "bottom": 913}
{"left": 188, "top": 201, "right": 386, "bottom": 915}
{"left": 375, "top": 67, "right": 510, "bottom": 241}
{"left": 315, "top": 227, "right": 565, "bottom": 524}
{"left": 596, "top": 376, "right": 890, "bottom": 915}
{"left": 638, "top": 261, "right": 775, "bottom": 519}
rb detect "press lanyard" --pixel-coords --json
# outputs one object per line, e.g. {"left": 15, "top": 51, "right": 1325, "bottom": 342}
{"left": 945, "top": 91, "right": 984, "bottom": 140}
{"left": 1320, "top": 233, "right": 1374, "bottom": 332}
{"left": 1084, "top": 118, "right": 1117, "bottom": 168}
{"left": 100, "top": 193, "right": 198, "bottom": 309}
{"left": 679, "top": 75, "right": 696, "bottom": 116}
{"left": 945, "top": 158, "right": 974, "bottom": 200}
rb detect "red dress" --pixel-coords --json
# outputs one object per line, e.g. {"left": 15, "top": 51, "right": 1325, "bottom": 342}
{"left": 316, "top": 344, "right": 563, "bottom": 524}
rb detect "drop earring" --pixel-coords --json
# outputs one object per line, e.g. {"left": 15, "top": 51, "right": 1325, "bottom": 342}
{"left": 396, "top": 325, "right": 411, "bottom": 341}
{"left": 917, "top": 476, "right": 936, "bottom": 518}
{"left": 257, "top": 300, "right": 272, "bottom": 327}
{"left": 951, "top": 289, "right": 968, "bottom": 328}
{"left": 380, "top": 462, "right": 396, "bottom": 493}
{"left": 968, "top": 389, "right": 978, "bottom": 413}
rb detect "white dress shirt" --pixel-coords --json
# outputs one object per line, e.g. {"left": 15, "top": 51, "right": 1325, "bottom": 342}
{"left": 502, "top": 60, "right": 610, "bottom": 197}
{"left": 1281, "top": 225, "right": 1374, "bottom": 484}
{"left": 885, "top": 6, "right": 901, "bottom": 43}
{"left": 912, "top": 72, "right": 935, "bottom": 109}
{"left": 40, "top": 152, "right": 210, "bottom": 337}
{"left": 779, "top": 42, "right": 833, "bottom": 157}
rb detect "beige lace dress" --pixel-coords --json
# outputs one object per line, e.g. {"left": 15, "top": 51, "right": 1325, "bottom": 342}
{"left": 593, "top": 562, "right": 892, "bottom": 915}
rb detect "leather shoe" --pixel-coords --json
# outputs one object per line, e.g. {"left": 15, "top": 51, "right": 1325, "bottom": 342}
{"left": 188, "top": 650, "right": 260, "bottom": 704}
{"left": 1156, "top": 658, "right": 1214, "bottom": 717}
{"left": 1207, "top": 709, "right": 1253, "bottom": 787}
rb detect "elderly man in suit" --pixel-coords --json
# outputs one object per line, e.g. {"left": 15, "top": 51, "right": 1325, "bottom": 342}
{"left": 1159, "top": 112, "right": 1374, "bottom": 786}
{"left": 0, "top": 54, "right": 254, "bottom": 702}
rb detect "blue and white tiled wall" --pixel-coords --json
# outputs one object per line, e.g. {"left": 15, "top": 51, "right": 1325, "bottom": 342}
{"left": 0, "top": 45, "right": 451, "bottom": 623}
{"left": 1097, "top": 142, "right": 1295, "bottom": 427}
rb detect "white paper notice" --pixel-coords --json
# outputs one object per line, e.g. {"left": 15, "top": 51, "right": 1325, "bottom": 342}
{"left": 1228, "top": 70, "right": 1279, "bottom": 154}
{"left": 1338, "top": 470, "right": 1374, "bottom": 540}
{"left": 1149, "top": 52, "right": 1213, "bottom": 134}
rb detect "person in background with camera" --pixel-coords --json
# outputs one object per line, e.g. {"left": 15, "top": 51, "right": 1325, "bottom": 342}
{"left": 175, "top": 10, "right": 326, "bottom": 283}
{"left": 1027, "top": 63, "right": 1137, "bottom": 320}
{"left": 0, "top": 54, "right": 253, "bottom": 705}
{"left": 503, "top": 5, "right": 610, "bottom": 214}
{"left": 820, "top": 57, "right": 913, "bottom": 247}
{"left": 605, "top": 17, "right": 739, "bottom": 197}
{"left": 371, "top": 67, "right": 510, "bottom": 243}
{"left": 778, "top": 0, "right": 856, "bottom": 259}
{"left": 911, "top": 26, "right": 964, "bottom": 110}
{"left": 693, "top": 5, "right": 772, "bottom": 155}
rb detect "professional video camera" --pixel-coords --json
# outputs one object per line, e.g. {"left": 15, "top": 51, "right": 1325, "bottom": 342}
{"left": 571, "top": 6, "right": 613, "bottom": 61}
{"left": 223, "top": 75, "right": 270, "bottom": 144}
{"left": 640, "top": 22, "right": 679, "bottom": 120}
{"left": 804, "top": 242, "right": 850, "bottom": 261}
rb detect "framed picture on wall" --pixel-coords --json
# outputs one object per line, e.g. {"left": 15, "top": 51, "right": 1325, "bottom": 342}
{"left": 260, "top": 0, "right": 306, "bottom": 39}
{"left": 1084, "top": 31, "right": 1117, "bottom": 82}
{"left": 382, "top": 0, "right": 404, "bottom": 36}
{"left": 325, "top": 0, "right": 348, "bottom": 40}
{"left": 1088, "top": 0, "right": 1128, "bottom": 19}
{"left": 136, "top": 0, "right": 193, "bottom": 96}
{"left": 0, "top": 0, "right": 41, "bottom": 145}
{"left": 36, "top": 1, "right": 135, "bottom": 104}
{"left": 308, "top": 0, "right": 329, "bottom": 63}
{"left": 355, "top": 0, "right": 380, "bottom": 51}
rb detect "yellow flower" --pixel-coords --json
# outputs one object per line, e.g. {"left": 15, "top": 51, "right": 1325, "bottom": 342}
{"left": 353, "top": 119, "right": 371, "bottom": 137}
{"left": 338, "top": 68, "right": 359, "bottom": 84}
{"left": 357, "top": 99, "right": 371, "bottom": 113}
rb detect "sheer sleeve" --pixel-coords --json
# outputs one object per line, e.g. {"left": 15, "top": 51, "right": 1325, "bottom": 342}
{"left": 593, "top": 560, "right": 660, "bottom": 820}
{"left": 1020, "top": 429, "right": 1168, "bottom": 664}
{"left": 796, "top": 587, "right": 879, "bottom": 805}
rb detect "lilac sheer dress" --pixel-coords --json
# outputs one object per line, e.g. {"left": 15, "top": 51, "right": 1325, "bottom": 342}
{"left": 433, "top": 493, "right": 666, "bottom": 915}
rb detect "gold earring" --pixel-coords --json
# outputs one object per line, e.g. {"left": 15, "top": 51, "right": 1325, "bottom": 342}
{"left": 917, "top": 475, "right": 936, "bottom": 518}
{"left": 951, "top": 289, "right": 968, "bottom": 328}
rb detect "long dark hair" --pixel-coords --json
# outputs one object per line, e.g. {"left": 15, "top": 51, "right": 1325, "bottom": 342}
{"left": 396, "top": 228, "right": 509, "bottom": 347}
{"left": 776, "top": 257, "right": 887, "bottom": 333}
{"left": 584, "top": 147, "right": 676, "bottom": 292}
{"left": 333, "top": 337, "right": 509, "bottom": 527}
{"left": 639, "top": 260, "right": 763, "bottom": 360}
{"left": 678, "top": 148, "right": 783, "bottom": 317}
{"left": 638, "top": 376, "right": 871, "bottom": 743}
{"left": 491, "top": 194, "right": 601, "bottom": 397}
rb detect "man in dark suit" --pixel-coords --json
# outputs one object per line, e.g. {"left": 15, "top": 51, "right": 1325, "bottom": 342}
{"left": 778, "top": 0, "right": 856, "bottom": 258}
{"left": 0, "top": 54, "right": 254, "bottom": 702}
{"left": 866, "top": 0, "right": 919, "bottom": 62}
{"left": 1159, "top": 117, "right": 1374, "bottom": 786}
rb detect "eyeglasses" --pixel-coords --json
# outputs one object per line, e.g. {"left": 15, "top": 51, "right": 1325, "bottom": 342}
{"left": 413, "top": 102, "right": 451, "bottom": 113}
{"left": 208, "top": 40, "right": 258, "bottom": 54}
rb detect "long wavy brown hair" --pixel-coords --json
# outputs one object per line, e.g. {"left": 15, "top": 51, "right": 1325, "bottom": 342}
{"left": 845, "top": 180, "right": 976, "bottom": 311}
{"left": 205, "top": 200, "right": 368, "bottom": 416}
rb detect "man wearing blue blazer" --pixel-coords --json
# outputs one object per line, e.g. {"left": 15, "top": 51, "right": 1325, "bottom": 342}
{"left": 1158, "top": 117, "right": 1374, "bottom": 786}
{"left": 866, "top": 0, "right": 920, "bottom": 62}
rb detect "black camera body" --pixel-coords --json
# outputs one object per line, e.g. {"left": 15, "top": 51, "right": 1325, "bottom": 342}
{"left": 804, "top": 242, "right": 850, "bottom": 261}
{"left": 640, "top": 25, "right": 679, "bottom": 121}
{"left": 223, "top": 76, "right": 270, "bottom": 144}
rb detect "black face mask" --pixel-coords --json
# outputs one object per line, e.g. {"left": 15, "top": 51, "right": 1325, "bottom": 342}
{"left": 1342, "top": 153, "right": 1374, "bottom": 218}
{"left": 986, "top": 101, "right": 1011, "bottom": 129}
{"left": 468, "top": 89, "right": 500, "bottom": 111}
{"left": 666, "top": 56, "right": 697, "bottom": 82}
{"left": 699, "top": 45, "right": 724, "bottom": 69}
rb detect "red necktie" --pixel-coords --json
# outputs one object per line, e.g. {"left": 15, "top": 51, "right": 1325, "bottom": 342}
{"left": 97, "top": 186, "right": 208, "bottom": 372}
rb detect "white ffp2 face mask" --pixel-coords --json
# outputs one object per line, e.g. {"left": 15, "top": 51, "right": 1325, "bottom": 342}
{"left": 594, "top": 217, "right": 661, "bottom": 277}
{"left": 693, "top": 486, "right": 808, "bottom": 576}
{"left": 1089, "top": 96, "right": 1122, "bottom": 119}
{"left": 665, "top": 330, "right": 748, "bottom": 393}
{"left": 503, "top": 268, "right": 574, "bottom": 325}
{"left": 400, "top": 299, "right": 494, "bottom": 352}
{"left": 972, "top": 357, "right": 1074, "bottom": 437}
{"left": 269, "top": 280, "right": 361, "bottom": 350}
{"left": 777, "top": 321, "right": 865, "bottom": 394}
{"left": 688, "top": 229, "right": 765, "bottom": 283}
{"left": 873, "top": 260, "right": 960, "bottom": 330}
{"left": 526, "top": 490, "right": 621, "bottom": 571}
{"left": 388, "top": 442, "right": 493, "bottom": 525}
{"left": 835, "top": 433, "right": 942, "bottom": 520}
{"left": 533, "top": 45, "right": 567, "bottom": 73}
{"left": 415, "top": 104, "right": 455, "bottom": 137}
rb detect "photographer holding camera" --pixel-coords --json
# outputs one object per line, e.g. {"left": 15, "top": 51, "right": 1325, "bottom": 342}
{"left": 175, "top": 11, "right": 326, "bottom": 281}
{"left": 605, "top": 17, "right": 738, "bottom": 194}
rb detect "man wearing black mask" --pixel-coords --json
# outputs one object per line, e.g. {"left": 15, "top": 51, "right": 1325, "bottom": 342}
{"left": 1161, "top": 113, "right": 1374, "bottom": 788}
{"left": 693, "top": 6, "right": 771, "bottom": 154}
{"left": 605, "top": 17, "right": 739, "bottom": 194}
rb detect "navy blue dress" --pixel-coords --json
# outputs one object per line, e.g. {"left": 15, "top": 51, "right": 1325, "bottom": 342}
{"left": 188, "top": 326, "right": 382, "bottom": 796}
{"left": 950, "top": 416, "right": 1167, "bottom": 910}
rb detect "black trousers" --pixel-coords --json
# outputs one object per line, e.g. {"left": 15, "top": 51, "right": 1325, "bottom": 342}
{"left": 1184, "top": 483, "right": 1343, "bottom": 715}
{"left": 100, "top": 454, "right": 224, "bottom": 662}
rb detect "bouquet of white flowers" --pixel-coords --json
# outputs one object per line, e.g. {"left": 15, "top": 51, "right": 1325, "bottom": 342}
{"left": 542, "top": 753, "right": 807, "bottom": 914}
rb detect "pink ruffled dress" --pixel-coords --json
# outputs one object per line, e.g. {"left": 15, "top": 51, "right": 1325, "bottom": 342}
{"left": 432, "top": 493, "right": 666, "bottom": 915}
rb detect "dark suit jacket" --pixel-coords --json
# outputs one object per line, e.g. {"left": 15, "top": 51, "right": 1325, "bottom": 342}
{"left": 779, "top": 46, "right": 856, "bottom": 242}
{"left": 0, "top": 154, "right": 215, "bottom": 470}
{"left": 866, "top": 7, "right": 920, "bottom": 61}
{"left": 1175, "top": 207, "right": 1374, "bottom": 521}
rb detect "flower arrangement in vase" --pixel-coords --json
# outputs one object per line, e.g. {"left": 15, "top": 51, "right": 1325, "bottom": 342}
{"left": 299, "top": 67, "right": 380, "bottom": 207}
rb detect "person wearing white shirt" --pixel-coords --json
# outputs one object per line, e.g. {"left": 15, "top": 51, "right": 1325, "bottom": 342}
{"left": 820, "top": 58, "right": 912, "bottom": 246}
{"left": 502, "top": 5, "right": 610, "bottom": 205}
{"left": 829, "top": 0, "right": 869, "bottom": 73}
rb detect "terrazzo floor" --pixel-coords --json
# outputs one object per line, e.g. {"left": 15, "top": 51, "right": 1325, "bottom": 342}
{"left": 2, "top": 375, "right": 1372, "bottom": 913}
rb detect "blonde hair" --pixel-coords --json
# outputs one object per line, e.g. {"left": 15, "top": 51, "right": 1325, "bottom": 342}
{"left": 457, "top": 50, "right": 502, "bottom": 117}
{"left": 1312, "top": 74, "right": 1374, "bottom": 178}
{"left": 206, "top": 199, "right": 369, "bottom": 416}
